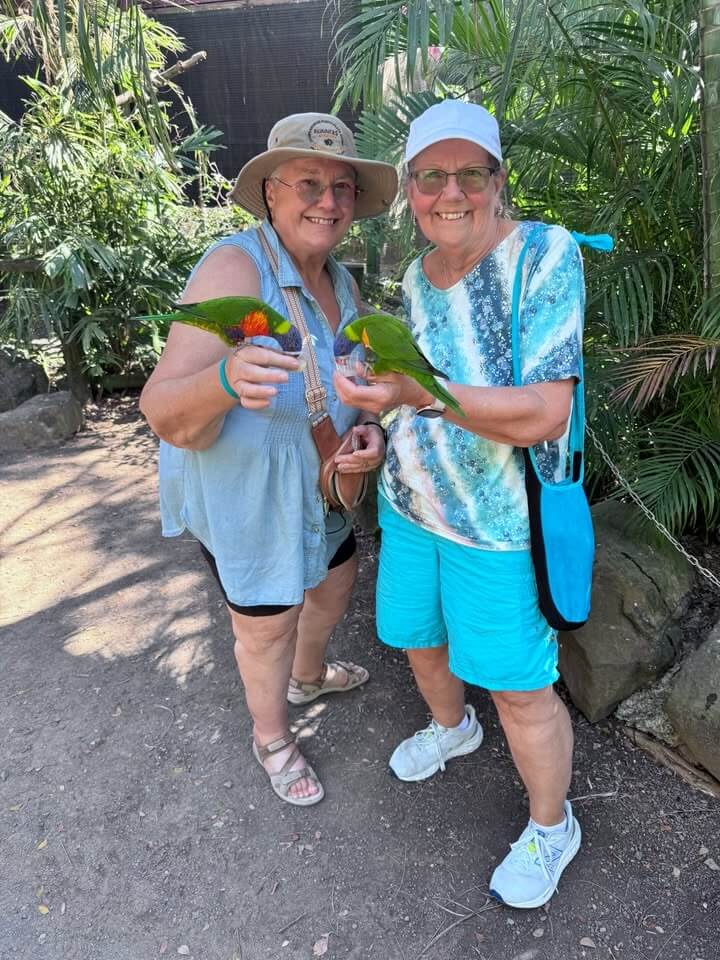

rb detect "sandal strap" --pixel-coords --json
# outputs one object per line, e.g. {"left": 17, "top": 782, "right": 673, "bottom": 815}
{"left": 332, "top": 659, "right": 360, "bottom": 678}
{"left": 254, "top": 737, "right": 304, "bottom": 780}
{"left": 274, "top": 753, "right": 311, "bottom": 788}
{"left": 267, "top": 751, "right": 320, "bottom": 795}
{"left": 288, "top": 660, "right": 365, "bottom": 696}
{"left": 252, "top": 734, "right": 324, "bottom": 805}
{"left": 288, "top": 663, "right": 328, "bottom": 696}
{"left": 253, "top": 732, "right": 295, "bottom": 762}
{"left": 277, "top": 744, "right": 302, "bottom": 778}
{"left": 327, "top": 659, "right": 368, "bottom": 687}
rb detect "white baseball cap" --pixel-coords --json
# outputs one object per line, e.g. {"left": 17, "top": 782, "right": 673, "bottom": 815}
{"left": 405, "top": 100, "right": 503, "bottom": 167}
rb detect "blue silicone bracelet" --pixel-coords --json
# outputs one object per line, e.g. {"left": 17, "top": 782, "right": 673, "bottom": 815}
{"left": 218, "top": 356, "right": 240, "bottom": 400}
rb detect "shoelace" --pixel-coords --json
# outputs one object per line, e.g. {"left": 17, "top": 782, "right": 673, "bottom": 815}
{"left": 510, "top": 826, "right": 567, "bottom": 880}
{"left": 412, "top": 720, "right": 448, "bottom": 772}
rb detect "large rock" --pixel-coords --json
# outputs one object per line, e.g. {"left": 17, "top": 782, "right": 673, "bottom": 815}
{"left": 0, "top": 391, "right": 83, "bottom": 452}
{"left": 559, "top": 501, "right": 693, "bottom": 721}
{"left": 0, "top": 350, "right": 49, "bottom": 412}
{"left": 665, "top": 623, "right": 720, "bottom": 780}
{"left": 615, "top": 664, "right": 681, "bottom": 746}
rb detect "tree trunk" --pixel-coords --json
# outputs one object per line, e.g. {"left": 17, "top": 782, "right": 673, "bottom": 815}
{"left": 61, "top": 339, "right": 89, "bottom": 404}
{"left": 701, "top": 0, "right": 720, "bottom": 293}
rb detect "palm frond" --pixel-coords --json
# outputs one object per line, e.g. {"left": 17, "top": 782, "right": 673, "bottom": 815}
{"left": 633, "top": 424, "right": 720, "bottom": 532}
{"left": 355, "top": 90, "right": 443, "bottom": 163}
{"left": 611, "top": 336, "right": 720, "bottom": 410}
{"left": 333, "top": 0, "right": 471, "bottom": 109}
{"left": 699, "top": 291, "right": 720, "bottom": 339}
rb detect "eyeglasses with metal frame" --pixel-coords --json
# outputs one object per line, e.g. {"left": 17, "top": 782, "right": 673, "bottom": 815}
{"left": 270, "top": 176, "right": 361, "bottom": 206}
{"left": 408, "top": 166, "right": 498, "bottom": 196}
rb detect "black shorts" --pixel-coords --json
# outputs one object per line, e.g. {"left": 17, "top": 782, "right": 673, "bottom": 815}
{"left": 199, "top": 530, "right": 357, "bottom": 616}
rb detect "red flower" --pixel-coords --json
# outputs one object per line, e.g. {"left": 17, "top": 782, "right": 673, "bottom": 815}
{"left": 240, "top": 310, "right": 270, "bottom": 338}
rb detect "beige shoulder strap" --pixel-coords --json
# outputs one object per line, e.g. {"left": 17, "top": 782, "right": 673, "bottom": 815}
{"left": 257, "top": 228, "right": 328, "bottom": 423}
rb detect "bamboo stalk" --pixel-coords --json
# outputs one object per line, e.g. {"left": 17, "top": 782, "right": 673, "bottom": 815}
{"left": 700, "top": 0, "right": 720, "bottom": 293}
{"left": 114, "top": 50, "right": 207, "bottom": 107}
{"left": 0, "top": 258, "right": 43, "bottom": 273}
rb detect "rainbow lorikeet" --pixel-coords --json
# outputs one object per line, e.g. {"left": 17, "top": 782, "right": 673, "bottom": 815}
{"left": 140, "top": 297, "right": 293, "bottom": 347}
{"left": 343, "top": 312, "right": 464, "bottom": 416}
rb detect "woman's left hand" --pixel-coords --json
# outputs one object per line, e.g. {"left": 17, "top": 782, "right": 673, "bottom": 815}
{"left": 333, "top": 371, "right": 430, "bottom": 416}
{"left": 334, "top": 423, "right": 385, "bottom": 474}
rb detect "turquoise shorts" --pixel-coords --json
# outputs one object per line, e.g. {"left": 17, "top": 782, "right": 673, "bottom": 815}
{"left": 376, "top": 496, "right": 559, "bottom": 691}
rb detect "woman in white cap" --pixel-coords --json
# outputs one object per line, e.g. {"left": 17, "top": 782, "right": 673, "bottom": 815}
{"left": 335, "top": 99, "right": 585, "bottom": 906}
{"left": 140, "top": 114, "right": 397, "bottom": 806}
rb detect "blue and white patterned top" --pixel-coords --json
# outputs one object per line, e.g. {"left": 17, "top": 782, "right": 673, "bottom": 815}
{"left": 380, "top": 221, "right": 585, "bottom": 550}
{"left": 158, "top": 221, "right": 361, "bottom": 605}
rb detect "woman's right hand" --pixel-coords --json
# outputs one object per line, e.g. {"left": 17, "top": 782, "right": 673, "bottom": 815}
{"left": 225, "top": 344, "right": 300, "bottom": 410}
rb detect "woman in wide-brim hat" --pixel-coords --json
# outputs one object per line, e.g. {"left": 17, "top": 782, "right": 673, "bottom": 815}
{"left": 141, "top": 113, "right": 397, "bottom": 807}
{"left": 230, "top": 112, "right": 397, "bottom": 220}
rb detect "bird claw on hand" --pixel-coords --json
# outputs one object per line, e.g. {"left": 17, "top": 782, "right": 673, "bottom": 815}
{"left": 335, "top": 344, "right": 371, "bottom": 382}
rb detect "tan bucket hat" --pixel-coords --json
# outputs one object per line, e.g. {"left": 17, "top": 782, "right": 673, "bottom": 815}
{"left": 229, "top": 113, "right": 398, "bottom": 220}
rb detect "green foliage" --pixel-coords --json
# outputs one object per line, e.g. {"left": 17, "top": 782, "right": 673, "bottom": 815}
{"left": 0, "top": 89, "right": 224, "bottom": 392}
{"left": 0, "top": 0, "right": 183, "bottom": 162}
{"left": 336, "top": 0, "right": 719, "bottom": 534}
{"left": 0, "top": 1, "right": 248, "bottom": 396}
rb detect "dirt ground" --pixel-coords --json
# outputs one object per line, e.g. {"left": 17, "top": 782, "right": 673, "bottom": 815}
{"left": 1, "top": 398, "right": 719, "bottom": 960}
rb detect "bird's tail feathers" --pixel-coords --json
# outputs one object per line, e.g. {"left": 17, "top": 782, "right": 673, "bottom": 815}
{"left": 417, "top": 372, "right": 464, "bottom": 416}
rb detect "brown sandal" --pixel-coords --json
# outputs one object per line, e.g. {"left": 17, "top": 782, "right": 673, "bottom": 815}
{"left": 287, "top": 659, "right": 370, "bottom": 706}
{"left": 252, "top": 733, "right": 324, "bottom": 807}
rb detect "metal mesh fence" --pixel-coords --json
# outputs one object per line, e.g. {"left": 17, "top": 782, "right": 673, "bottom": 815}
{"left": 0, "top": 1, "right": 355, "bottom": 182}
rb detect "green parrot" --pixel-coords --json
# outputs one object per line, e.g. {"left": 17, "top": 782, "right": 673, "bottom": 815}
{"left": 343, "top": 313, "right": 464, "bottom": 416}
{"left": 139, "top": 296, "right": 293, "bottom": 347}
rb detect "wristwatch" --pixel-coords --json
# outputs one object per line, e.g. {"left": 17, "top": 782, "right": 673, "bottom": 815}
{"left": 416, "top": 398, "right": 447, "bottom": 419}
{"left": 362, "top": 421, "right": 388, "bottom": 444}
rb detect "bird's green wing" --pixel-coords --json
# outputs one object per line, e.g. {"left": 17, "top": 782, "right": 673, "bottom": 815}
{"left": 361, "top": 315, "right": 449, "bottom": 379}
{"left": 138, "top": 297, "right": 292, "bottom": 347}
{"left": 352, "top": 319, "right": 463, "bottom": 415}
{"left": 176, "top": 297, "right": 292, "bottom": 343}
{"left": 372, "top": 359, "right": 464, "bottom": 416}
{"left": 345, "top": 314, "right": 449, "bottom": 378}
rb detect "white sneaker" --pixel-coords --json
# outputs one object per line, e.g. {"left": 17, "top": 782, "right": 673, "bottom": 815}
{"left": 389, "top": 705, "right": 483, "bottom": 781}
{"left": 489, "top": 800, "right": 581, "bottom": 908}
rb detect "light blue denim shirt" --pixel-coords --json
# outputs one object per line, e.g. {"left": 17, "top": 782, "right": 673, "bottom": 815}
{"left": 158, "top": 220, "right": 361, "bottom": 605}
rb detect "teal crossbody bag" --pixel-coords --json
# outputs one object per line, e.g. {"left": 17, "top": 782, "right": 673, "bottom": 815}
{"left": 511, "top": 229, "right": 613, "bottom": 631}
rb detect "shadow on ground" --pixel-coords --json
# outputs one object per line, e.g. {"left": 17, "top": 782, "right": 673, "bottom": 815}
{"left": 1, "top": 398, "right": 718, "bottom": 960}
